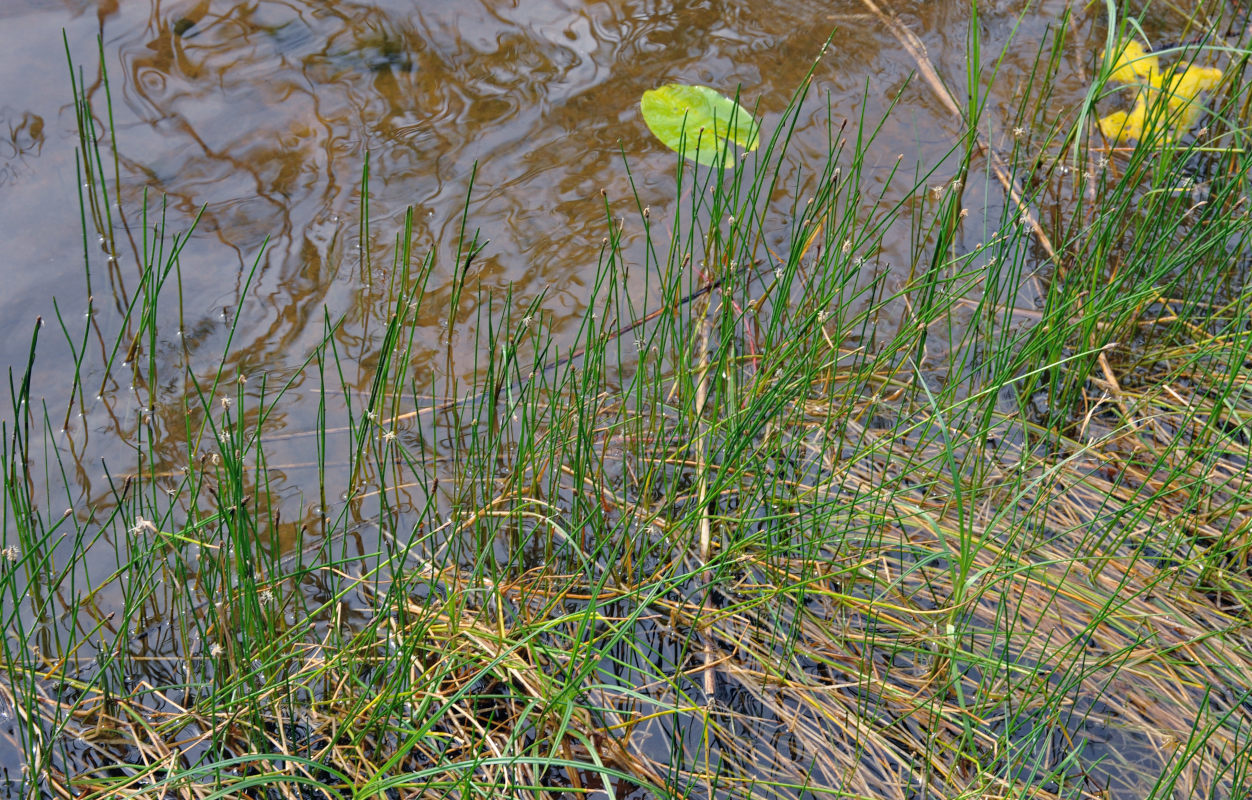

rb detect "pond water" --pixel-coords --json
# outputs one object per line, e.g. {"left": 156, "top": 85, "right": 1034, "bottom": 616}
{"left": 1, "top": 0, "right": 1104, "bottom": 404}
{"left": 2, "top": 0, "right": 1113, "bottom": 519}
{"left": 0, "top": 0, "right": 1236, "bottom": 796}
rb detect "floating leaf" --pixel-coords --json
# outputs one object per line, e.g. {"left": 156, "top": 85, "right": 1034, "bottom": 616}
{"left": 640, "top": 84, "right": 759, "bottom": 168}
{"left": 1098, "top": 40, "right": 1222, "bottom": 144}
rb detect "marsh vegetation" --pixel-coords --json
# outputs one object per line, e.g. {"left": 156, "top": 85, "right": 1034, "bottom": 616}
{"left": 3, "top": 3, "right": 1252, "bottom": 799}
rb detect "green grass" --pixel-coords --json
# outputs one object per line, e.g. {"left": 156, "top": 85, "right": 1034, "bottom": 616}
{"left": 3, "top": 9, "right": 1252, "bottom": 800}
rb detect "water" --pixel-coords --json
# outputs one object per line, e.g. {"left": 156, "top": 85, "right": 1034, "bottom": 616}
{"left": 0, "top": 0, "right": 1096, "bottom": 397}
{"left": 2, "top": 0, "right": 1092, "bottom": 498}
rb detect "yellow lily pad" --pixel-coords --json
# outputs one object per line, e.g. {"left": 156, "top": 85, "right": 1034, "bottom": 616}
{"left": 1161, "top": 65, "right": 1223, "bottom": 131}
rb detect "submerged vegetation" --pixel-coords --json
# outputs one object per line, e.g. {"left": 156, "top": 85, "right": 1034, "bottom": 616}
{"left": 4, "top": 7, "right": 1252, "bottom": 800}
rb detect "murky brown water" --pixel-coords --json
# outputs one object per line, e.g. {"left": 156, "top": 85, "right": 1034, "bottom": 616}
{"left": 1, "top": 0, "right": 1109, "bottom": 502}
{"left": 3, "top": 0, "right": 1236, "bottom": 795}
{"left": 1, "top": 0, "right": 1103, "bottom": 395}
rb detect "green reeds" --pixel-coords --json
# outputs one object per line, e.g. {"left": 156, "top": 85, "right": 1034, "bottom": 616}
{"left": 3, "top": 6, "right": 1252, "bottom": 800}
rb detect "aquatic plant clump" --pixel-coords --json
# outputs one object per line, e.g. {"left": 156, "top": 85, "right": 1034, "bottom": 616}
{"left": 4, "top": 8, "right": 1252, "bottom": 800}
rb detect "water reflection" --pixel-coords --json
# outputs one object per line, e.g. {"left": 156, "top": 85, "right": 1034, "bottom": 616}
{"left": 98, "top": 0, "right": 907, "bottom": 327}
{"left": 0, "top": 0, "right": 1111, "bottom": 595}
{"left": 0, "top": 0, "right": 1121, "bottom": 529}
{"left": 0, "top": 0, "right": 1086, "bottom": 402}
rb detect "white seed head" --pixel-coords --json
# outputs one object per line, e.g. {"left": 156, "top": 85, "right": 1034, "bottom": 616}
{"left": 130, "top": 517, "right": 158, "bottom": 536}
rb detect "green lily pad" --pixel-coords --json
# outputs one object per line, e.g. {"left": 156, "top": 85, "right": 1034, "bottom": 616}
{"left": 640, "top": 84, "right": 760, "bottom": 168}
